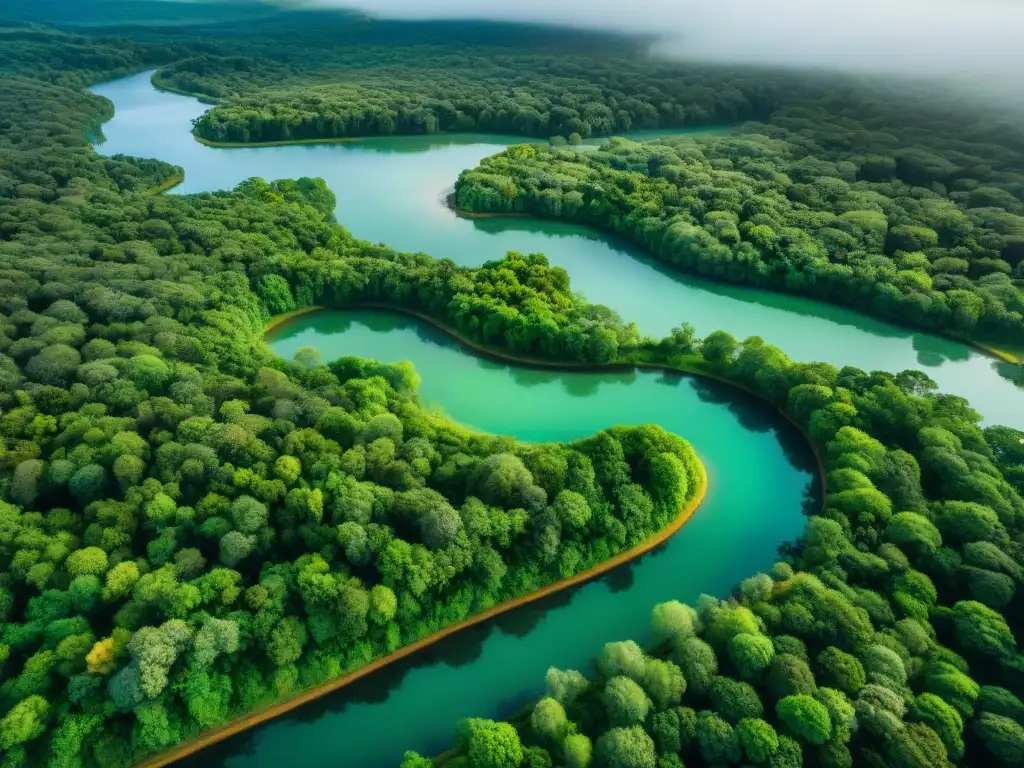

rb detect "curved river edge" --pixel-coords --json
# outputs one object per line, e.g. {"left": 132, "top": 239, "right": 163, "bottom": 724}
{"left": 136, "top": 439, "right": 708, "bottom": 766}
{"left": 266, "top": 303, "right": 829, "bottom": 492}
{"left": 150, "top": 79, "right": 219, "bottom": 105}
{"left": 136, "top": 301, "right": 827, "bottom": 768}
{"left": 448, "top": 203, "right": 1024, "bottom": 367}
{"left": 116, "top": 69, "right": 1024, "bottom": 369}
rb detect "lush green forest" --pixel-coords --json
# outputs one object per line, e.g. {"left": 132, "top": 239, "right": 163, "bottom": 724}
{"left": 404, "top": 301, "right": 1024, "bottom": 768}
{"left": 177, "top": 57, "right": 780, "bottom": 144}
{"left": 152, "top": 15, "right": 799, "bottom": 146}
{"left": 21, "top": 6, "right": 1020, "bottom": 351}
{"left": 454, "top": 127, "right": 1024, "bottom": 347}
{"left": 9, "top": 8, "right": 1024, "bottom": 351}
{"left": 2, "top": 5, "right": 1024, "bottom": 768}
{"left": 0, "top": 25, "right": 705, "bottom": 767}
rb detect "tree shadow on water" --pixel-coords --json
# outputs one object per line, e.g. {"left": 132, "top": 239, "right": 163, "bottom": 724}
{"left": 411, "top": 320, "right": 465, "bottom": 352}
{"left": 689, "top": 377, "right": 775, "bottom": 435}
{"left": 604, "top": 561, "right": 637, "bottom": 594}
{"left": 996, "top": 360, "right": 1024, "bottom": 390}
{"left": 466, "top": 213, "right": 602, "bottom": 242}
{"left": 687, "top": 377, "right": 818, "bottom": 476}
{"left": 496, "top": 588, "right": 575, "bottom": 638}
{"left": 776, "top": 420, "right": 820, "bottom": 478}
{"left": 178, "top": 730, "right": 256, "bottom": 768}
{"left": 505, "top": 365, "right": 566, "bottom": 389}
{"left": 801, "top": 474, "right": 826, "bottom": 517}
{"left": 176, "top": 624, "right": 504, "bottom": 768}
{"left": 357, "top": 311, "right": 404, "bottom": 334}
{"left": 560, "top": 370, "right": 633, "bottom": 399}
{"left": 177, "top": 578, "right": 609, "bottom": 768}
{"left": 911, "top": 331, "right": 971, "bottom": 367}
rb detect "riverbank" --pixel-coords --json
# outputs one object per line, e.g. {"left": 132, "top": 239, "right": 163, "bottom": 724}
{"left": 970, "top": 340, "right": 1024, "bottom": 365}
{"left": 137, "top": 474, "right": 707, "bottom": 768}
{"left": 133, "top": 316, "right": 711, "bottom": 767}
{"left": 193, "top": 133, "right": 368, "bottom": 149}
{"left": 185, "top": 126, "right": 716, "bottom": 152}
{"left": 148, "top": 73, "right": 219, "bottom": 105}
{"left": 304, "top": 302, "right": 829, "bottom": 499}
{"left": 443, "top": 190, "right": 531, "bottom": 219}
{"left": 142, "top": 169, "right": 184, "bottom": 196}
{"left": 450, "top": 202, "right": 1024, "bottom": 372}
{"left": 191, "top": 132, "right": 552, "bottom": 150}
{"left": 261, "top": 304, "right": 325, "bottom": 334}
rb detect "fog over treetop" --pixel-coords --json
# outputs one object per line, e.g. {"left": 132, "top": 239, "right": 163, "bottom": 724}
{"left": 290, "top": 0, "right": 1023, "bottom": 77}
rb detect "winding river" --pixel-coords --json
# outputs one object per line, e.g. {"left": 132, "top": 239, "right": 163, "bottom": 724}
{"left": 236, "top": 309, "right": 817, "bottom": 768}
{"left": 93, "top": 72, "right": 1024, "bottom": 429}
{"left": 86, "top": 71, "right": 1021, "bottom": 766}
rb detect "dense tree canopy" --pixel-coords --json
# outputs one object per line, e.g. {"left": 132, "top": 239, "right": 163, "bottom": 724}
{"left": 416, "top": 320, "right": 1024, "bottom": 768}
{"left": 183, "top": 61, "right": 779, "bottom": 145}
{"left": 455, "top": 128, "right": 1024, "bottom": 345}
{"left": 0, "top": 24, "right": 707, "bottom": 767}
{"left": 3, "top": 7, "right": 1024, "bottom": 768}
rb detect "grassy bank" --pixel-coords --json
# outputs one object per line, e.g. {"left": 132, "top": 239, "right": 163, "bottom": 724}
{"left": 261, "top": 304, "right": 325, "bottom": 334}
{"left": 972, "top": 340, "right": 1024, "bottom": 365}
{"left": 142, "top": 170, "right": 185, "bottom": 196}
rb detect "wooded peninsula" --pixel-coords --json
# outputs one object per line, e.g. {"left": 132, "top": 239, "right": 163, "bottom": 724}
{"left": 0, "top": 5, "right": 1024, "bottom": 768}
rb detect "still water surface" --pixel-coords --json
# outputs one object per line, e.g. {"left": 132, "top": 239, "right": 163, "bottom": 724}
{"left": 84, "top": 69, "right": 1021, "bottom": 765}
{"left": 91, "top": 71, "right": 1023, "bottom": 428}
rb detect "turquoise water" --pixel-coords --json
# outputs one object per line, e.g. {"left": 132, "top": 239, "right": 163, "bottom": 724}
{"left": 90, "top": 71, "right": 1023, "bottom": 428}
{"left": 175, "top": 308, "right": 811, "bottom": 768}
{"left": 81, "top": 67, "right": 1023, "bottom": 766}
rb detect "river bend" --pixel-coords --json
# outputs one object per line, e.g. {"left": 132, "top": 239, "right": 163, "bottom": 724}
{"left": 91, "top": 71, "right": 1024, "bottom": 428}
{"left": 83, "top": 70, "right": 1021, "bottom": 766}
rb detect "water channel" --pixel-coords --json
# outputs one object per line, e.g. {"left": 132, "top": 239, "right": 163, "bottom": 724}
{"left": 86, "top": 70, "right": 1020, "bottom": 766}
{"left": 256, "top": 309, "right": 815, "bottom": 768}
{"left": 92, "top": 71, "right": 1023, "bottom": 429}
